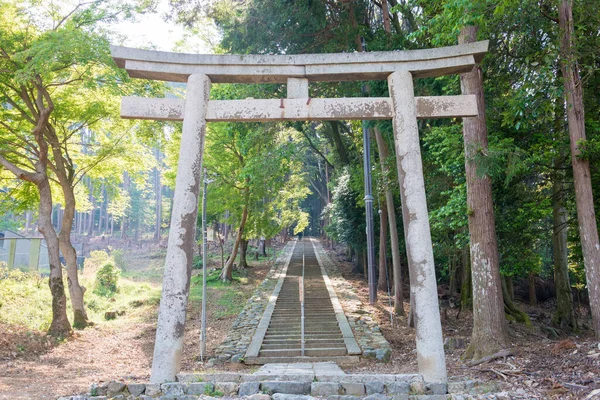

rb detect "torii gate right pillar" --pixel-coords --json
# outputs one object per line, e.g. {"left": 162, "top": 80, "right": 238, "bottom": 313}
{"left": 388, "top": 70, "right": 447, "bottom": 383}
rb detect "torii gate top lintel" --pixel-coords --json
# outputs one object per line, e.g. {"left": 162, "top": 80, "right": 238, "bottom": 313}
{"left": 111, "top": 40, "right": 488, "bottom": 83}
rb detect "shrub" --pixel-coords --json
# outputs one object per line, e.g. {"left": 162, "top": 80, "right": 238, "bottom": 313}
{"left": 93, "top": 262, "right": 121, "bottom": 297}
{"left": 83, "top": 250, "right": 111, "bottom": 279}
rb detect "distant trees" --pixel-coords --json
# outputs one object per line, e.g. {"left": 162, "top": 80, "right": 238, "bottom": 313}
{"left": 0, "top": 0, "right": 163, "bottom": 334}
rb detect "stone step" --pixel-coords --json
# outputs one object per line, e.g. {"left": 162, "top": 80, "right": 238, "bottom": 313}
{"left": 258, "top": 347, "right": 347, "bottom": 357}
{"left": 260, "top": 341, "right": 345, "bottom": 349}
{"left": 264, "top": 334, "right": 343, "bottom": 340}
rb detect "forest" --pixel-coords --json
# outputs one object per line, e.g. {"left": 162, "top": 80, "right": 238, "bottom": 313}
{"left": 0, "top": 0, "right": 600, "bottom": 397}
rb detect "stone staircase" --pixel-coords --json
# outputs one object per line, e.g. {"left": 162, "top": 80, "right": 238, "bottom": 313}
{"left": 245, "top": 239, "right": 361, "bottom": 364}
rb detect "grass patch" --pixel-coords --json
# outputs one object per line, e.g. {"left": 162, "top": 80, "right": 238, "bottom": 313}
{"left": 189, "top": 269, "right": 250, "bottom": 318}
{"left": 0, "top": 265, "right": 161, "bottom": 332}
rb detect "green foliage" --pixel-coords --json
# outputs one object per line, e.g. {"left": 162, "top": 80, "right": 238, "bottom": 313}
{"left": 93, "top": 262, "right": 121, "bottom": 297}
{"left": 111, "top": 249, "right": 126, "bottom": 271}
{"left": 0, "top": 266, "right": 53, "bottom": 330}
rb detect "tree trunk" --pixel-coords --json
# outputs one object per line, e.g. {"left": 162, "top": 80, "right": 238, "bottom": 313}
{"left": 57, "top": 183, "right": 88, "bottom": 328}
{"left": 460, "top": 246, "right": 472, "bottom": 309}
{"left": 502, "top": 276, "right": 531, "bottom": 325}
{"left": 45, "top": 126, "right": 89, "bottom": 329}
{"left": 378, "top": 198, "right": 388, "bottom": 291}
{"left": 239, "top": 239, "right": 249, "bottom": 268}
{"left": 220, "top": 202, "right": 248, "bottom": 281}
{"left": 506, "top": 275, "right": 514, "bottom": 301}
{"left": 39, "top": 177, "right": 72, "bottom": 336}
{"left": 459, "top": 26, "right": 509, "bottom": 360}
{"left": 373, "top": 126, "right": 404, "bottom": 315}
{"left": 558, "top": 0, "right": 600, "bottom": 338}
{"left": 381, "top": 0, "right": 391, "bottom": 34}
{"left": 551, "top": 165, "right": 577, "bottom": 331}
{"left": 528, "top": 271, "right": 537, "bottom": 306}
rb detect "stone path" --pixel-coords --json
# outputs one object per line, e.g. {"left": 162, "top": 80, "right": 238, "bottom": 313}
{"left": 70, "top": 363, "right": 490, "bottom": 399}
{"left": 245, "top": 239, "right": 360, "bottom": 364}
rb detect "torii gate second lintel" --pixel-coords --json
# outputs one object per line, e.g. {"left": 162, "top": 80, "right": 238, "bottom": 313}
{"left": 112, "top": 41, "right": 489, "bottom": 385}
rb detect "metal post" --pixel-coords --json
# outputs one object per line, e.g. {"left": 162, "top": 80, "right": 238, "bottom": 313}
{"left": 361, "top": 37, "right": 377, "bottom": 305}
{"left": 200, "top": 168, "right": 208, "bottom": 361}
{"left": 300, "top": 249, "right": 305, "bottom": 357}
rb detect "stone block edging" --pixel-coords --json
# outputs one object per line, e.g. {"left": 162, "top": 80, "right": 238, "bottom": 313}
{"left": 311, "top": 241, "right": 392, "bottom": 362}
{"left": 210, "top": 241, "right": 297, "bottom": 364}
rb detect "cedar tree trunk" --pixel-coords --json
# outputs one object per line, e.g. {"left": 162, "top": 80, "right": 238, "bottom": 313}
{"left": 558, "top": 0, "right": 600, "bottom": 338}
{"left": 459, "top": 26, "right": 509, "bottom": 360}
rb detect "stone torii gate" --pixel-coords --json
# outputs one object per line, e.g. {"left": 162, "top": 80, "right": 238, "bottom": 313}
{"left": 111, "top": 41, "right": 488, "bottom": 385}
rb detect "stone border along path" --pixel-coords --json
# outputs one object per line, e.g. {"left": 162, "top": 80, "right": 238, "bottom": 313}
{"left": 211, "top": 238, "right": 391, "bottom": 365}
{"left": 310, "top": 239, "right": 392, "bottom": 362}
{"left": 244, "top": 239, "right": 360, "bottom": 364}
{"left": 209, "top": 240, "right": 297, "bottom": 365}
{"left": 64, "top": 362, "right": 508, "bottom": 400}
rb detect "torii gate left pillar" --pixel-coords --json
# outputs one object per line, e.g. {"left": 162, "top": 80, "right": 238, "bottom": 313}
{"left": 150, "top": 74, "right": 210, "bottom": 383}
{"left": 111, "top": 40, "right": 489, "bottom": 386}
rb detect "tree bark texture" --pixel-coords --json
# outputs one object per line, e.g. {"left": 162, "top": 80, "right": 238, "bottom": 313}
{"left": 558, "top": 0, "right": 600, "bottom": 338}
{"left": 373, "top": 126, "right": 404, "bottom": 315}
{"left": 239, "top": 239, "right": 249, "bottom": 268}
{"left": 378, "top": 197, "right": 389, "bottom": 291}
{"left": 551, "top": 171, "right": 576, "bottom": 330}
{"left": 459, "top": 26, "right": 510, "bottom": 360}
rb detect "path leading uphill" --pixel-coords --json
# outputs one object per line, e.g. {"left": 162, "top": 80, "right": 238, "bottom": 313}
{"left": 245, "top": 238, "right": 361, "bottom": 364}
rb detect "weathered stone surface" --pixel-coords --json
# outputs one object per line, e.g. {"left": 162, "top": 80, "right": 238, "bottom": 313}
{"left": 239, "top": 381, "right": 261, "bottom": 396}
{"left": 365, "top": 381, "right": 385, "bottom": 395}
{"left": 187, "top": 382, "right": 214, "bottom": 395}
{"left": 87, "top": 397, "right": 108, "bottom": 400}
{"left": 386, "top": 382, "right": 409, "bottom": 394}
{"left": 261, "top": 381, "right": 311, "bottom": 395}
{"left": 107, "top": 381, "right": 126, "bottom": 396}
{"left": 248, "top": 394, "right": 272, "bottom": 400}
{"left": 311, "top": 382, "right": 343, "bottom": 396}
{"left": 409, "top": 381, "right": 426, "bottom": 395}
{"left": 363, "top": 394, "right": 389, "bottom": 400}
{"left": 389, "top": 69, "right": 448, "bottom": 384}
{"left": 311, "top": 242, "right": 392, "bottom": 363}
{"left": 327, "top": 396, "right": 360, "bottom": 400}
{"left": 144, "top": 383, "right": 162, "bottom": 396}
{"left": 215, "top": 381, "right": 239, "bottom": 395}
{"left": 111, "top": 41, "right": 489, "bottom": 83}
{"left": 341, "top": 382, "right": 365, "bottom": 396}
{"left": 161, "top": 382, "right": 185, "bottom": 396}
{"left": 407, "top": 395, "right": 447, "bottom": 400}
{"left": 375, "top": 348, "right": 392, "bottom": 362}
{"left": 271, "top": 394, "right": 315, "bottom": 400}
{"left": 128, "top": 383, "right": 146, "bottom": 396}
{"left": 90, "top": 383, "right": 108, "bottom": 397}
{"left": 426, "top": 382, "right": 447, "bottom": 395}
{"left": 389, "top": 395, "right": 409, "bottom": 400}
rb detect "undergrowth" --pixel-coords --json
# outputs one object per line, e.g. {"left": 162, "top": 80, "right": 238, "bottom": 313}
{"left": 0, "top": 265, "right": 160, "bottom": 332}
{"left": 189, "top": 269, "right": 250, "bottom": 318}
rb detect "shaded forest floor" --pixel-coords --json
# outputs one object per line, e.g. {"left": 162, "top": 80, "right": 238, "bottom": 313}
{"left": 0, "top": 240, "right": 599, "bottom": 399}
{"left": 327, "top": 246, "right": 600, "bottom": 399}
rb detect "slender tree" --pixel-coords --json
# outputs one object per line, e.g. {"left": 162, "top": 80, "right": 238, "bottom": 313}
{"left": 558, "top": 0, "right": 600, "bottom": 337}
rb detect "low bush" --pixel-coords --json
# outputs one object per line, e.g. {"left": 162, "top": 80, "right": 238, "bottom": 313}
{"left": 93, "top": 262, "right": 121, "bottom": 297}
